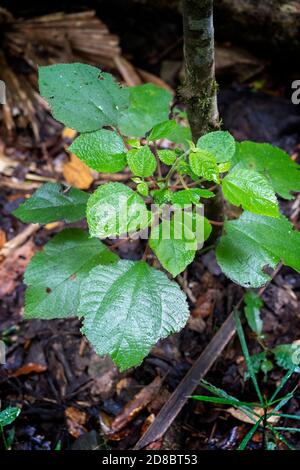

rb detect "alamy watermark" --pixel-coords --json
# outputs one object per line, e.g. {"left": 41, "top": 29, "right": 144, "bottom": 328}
{"left": 0, "top": 340, "right": 6, "bottom": 364}
{"left": 91, "top": 201, "right": 206, "bottom": 250}
{"left": 0, "top": 80, "right": 6, "bottom": 105}
{"left": 291, "top": 80, "right": 300, "bottom": 105}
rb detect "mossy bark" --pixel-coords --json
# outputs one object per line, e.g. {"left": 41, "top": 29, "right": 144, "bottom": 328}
{"left": 182, "top": 0, "right": 223, "bottom": 226}
{"left": 182, "top": 0, "right": 219, "bottom": 142}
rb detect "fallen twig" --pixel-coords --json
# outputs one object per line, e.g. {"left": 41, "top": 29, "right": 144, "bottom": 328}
{"left": 0, "top": 223, "right": 39, "bottom": 257}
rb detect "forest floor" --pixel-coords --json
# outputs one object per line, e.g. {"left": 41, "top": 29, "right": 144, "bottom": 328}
{"left": 1, "top": 4, "right": 300, "bottom": 451}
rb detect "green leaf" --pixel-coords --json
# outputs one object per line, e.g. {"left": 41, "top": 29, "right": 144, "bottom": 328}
{"left": 177, "top": 161, "right": 199, "bottom": 181}
{"left": 244, "top": 352, "right": 267, "bottom": 380}
{"left": 218, "top": 161, "right": 231, "bottom": 173}
{"left": 197, "top": 130, "right": 236, "bottom": 163}
{"left": 149, "top": 212, "right": 211, "bottom": 277}
{"left": 189, "top": 149, "right": 220, "bottom": 183}
{"left": 244, "top": 291, "right": 263, "bottom": 335}
{"left": 157, "top": 149, "right": 177, "bottom": 166}
{"left": 232, "top": 142, "right": 300, "bottom": 200}
{"left": 216, "top": 212, "right": 300, "bottom": 287}
{"left": 136, "top": 182, "right": 149, "bottom": 197}
{"left": 222, "top": 168, "right": 279, "bottom": 217}
{"left": 151, "top": 188, "right": 173, "bottom": 205}
{"left": 148, "top": 120, "right": 178, "bottom": 141}
{"left": 0, "top": 408, "right": 20, "bottom": 427}
{"left": 127, "top": 138, "right": 141, "bottom": 148}
{"left": 234, "top": 310, "right": 264, "bottom": 404}
{"left": 39, "top": 63, "right": 128, "bottom": 132}
{"left": 244, "top": 352, "right": 273, "bottom": 380}
{"left": 272, "top": 344, "right": 300, "bottom": 371}
{"left": 166, "top": 123, "right": 192, "bottom": 145}
{"left": 87, "top": 182, "right": 150, "bottom": 238}
{"left": 148, "top": 120, "right": 191, "bottom": 145}
{"left": 126, "top": 146, "right": 157, "bottom": 177}
{"left": 13, "top": 183, "right": 88, "bottom": 224}
{"left": 171, "top": 188, "right": 214, "bottom": 206}
{"left": 78, "top": 260, "right": 189, "bottom": 370}
{"left": 69, "top": 129, "right": 127, "bottom": 173}
{"left": 25, "top": 229, "right": 118, "bottom": 319}
{"left": 118, "top": 83, "right": 172, "bottom": 137}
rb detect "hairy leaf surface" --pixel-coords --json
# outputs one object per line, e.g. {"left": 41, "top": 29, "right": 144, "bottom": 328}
{"left": 69, "top": 129, "right": 127, "bottom": 173}
{"left": 150, "top": 213, "right": 212, "bottom": 277}
{"left": 39, "top": 63, "right": 128, "bottom": 132}
{"left": 232, "top": 142, "right": 300, "bottom": 200}
{"left": 222, "top": 168, "right": 279, "bottom": 217}
{"left": 216, "top": 212, "right": 300, "bottom": 287}
{"left": 127, "top": 146, "right": 157, "bottom": 177}
{"left": 189, "top": 150, "right": 219, "bottom": 183}
{"left": 79, "top": 260, "right": 189, "bottom": 370}
{"left": 87, "top": 182, "right": 150, "bottom": 238}
{"left": 13, "top": 183, "right": 88, "bottom": 224}
{"left": 25, "top": 229, "right": 117, "bottom": 319}
{"left": 118, "top": 83, "right": 172, "bottom": 137}
{"left": 197, "top": 131, "right": 236, "bottom": 163}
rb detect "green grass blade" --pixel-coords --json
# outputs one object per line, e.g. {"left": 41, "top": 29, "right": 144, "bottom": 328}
{"left": 191, "top": 395, "right": 258, "bottom": 408}
{"left": 237, "top": 416, "right": 263, "bottom": 450}
{"left": 234, "top": 310, "right": 263, "bottom": 405}
{"left": 273, "top": 427, "right": 300, "bottom": 433}
{"left": 267, "top": 425, "right": 295, "bottom": 450}
{"left": 268, "top": 368, "right": 295, "bottom": 404}
{"left": 271, "top": 413, "right": 300, "bottom": 421}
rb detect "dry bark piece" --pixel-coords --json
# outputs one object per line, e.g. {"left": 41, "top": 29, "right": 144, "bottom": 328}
{"left": 0, "top": 230, "right": 6, "bottom": 248}
{"left": 65, "top": 406, "right": 88, "bottom": 438}
{"left": 9, "top": 362, "right": 47, "bottom": 377}
{"left": 110, "top": 376, "right": 162, "bottom": 433}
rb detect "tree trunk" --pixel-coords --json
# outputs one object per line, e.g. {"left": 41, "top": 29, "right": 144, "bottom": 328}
{"left": 182, "top": 0, "right": 223, "bottom": 226}
{"left": 182, "top": 0, "right": 219, "bottom": 142}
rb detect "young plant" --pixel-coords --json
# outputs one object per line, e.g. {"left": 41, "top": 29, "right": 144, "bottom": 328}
{"left": 0, "top": 407, "right": 20, "bottom": 450}
{"left": 192, "top": 312, "right": 300, "bottom": 450}
{"left": 243, "top": 291, "right": 300, "bottom": 380}
{"left": 14, "top": 63, "right": 300, "bottom": 371}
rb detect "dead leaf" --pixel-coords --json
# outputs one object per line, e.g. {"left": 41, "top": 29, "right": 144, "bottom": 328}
{"left": 140, "top": 413, "right": 155, "bottom": 436}
{"left": 0, "top": 230, "right": 6, "bottom": 249}
{"left": 65, "top": 406, "right": 88, "bottom": 438}
{"left": 192, "top": 289, "right": 219, "bottom": 319}
{"left": 63, "top": 153, "right": 94, "bottom": 189}
{"left": 9, "top": 362, "right": 48, "bottom": 377}
{"left": 110, "top": 376, "right": 162, "bottom": 433}
{"left": 62, "top": 127, "right": 77, "bottom": 140}
{"left": 226, "top": 407, "right": 279, "bottom": 425}
{"left": 45, "top": 221, "right": 63, "bottom": 231}
{"left": 0, "top": 239, "right": 35, "bottom": 296}
{"left": 187, "top": 315, "right": 206, "bottom": 333}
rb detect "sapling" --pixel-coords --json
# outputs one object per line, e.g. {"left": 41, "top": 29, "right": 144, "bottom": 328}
{"left": 13, "top": 62, "right": 300, "bottom": 371}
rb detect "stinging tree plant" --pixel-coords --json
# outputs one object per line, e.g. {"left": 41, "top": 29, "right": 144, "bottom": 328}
{"left": 13, "top": 62, "right": 300, "bottom": 371}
